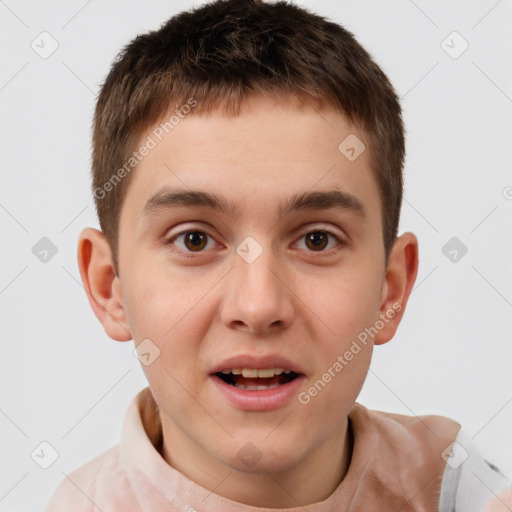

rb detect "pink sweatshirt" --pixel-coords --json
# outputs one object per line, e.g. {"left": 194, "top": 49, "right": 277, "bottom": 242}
{"left": 44, "top": 387, "right": 511, "bottom": 512}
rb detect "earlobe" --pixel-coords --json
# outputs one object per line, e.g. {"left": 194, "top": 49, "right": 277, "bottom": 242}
{"left": 77, "top": 227, "right": 132, "bottom": 342}
{"left": 373, "top": 232, "right": 419, "bottom": 346}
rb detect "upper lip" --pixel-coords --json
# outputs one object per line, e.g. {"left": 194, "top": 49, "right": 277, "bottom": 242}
{"left": 210, "top": 354, "right": 305, "bottom": 375}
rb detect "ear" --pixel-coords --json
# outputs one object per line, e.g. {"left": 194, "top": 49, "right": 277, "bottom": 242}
{"left": 77, "top": 227, "right": 132, "bottom": 342}
{"left": 373, "top": 232, "right": 419, "bottom": 346}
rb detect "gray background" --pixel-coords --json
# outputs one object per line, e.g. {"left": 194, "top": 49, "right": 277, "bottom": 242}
{"left": 1, "top": 0, "right": 511, "bottom": 510}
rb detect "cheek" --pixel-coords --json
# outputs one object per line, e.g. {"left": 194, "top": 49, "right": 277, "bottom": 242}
{"left": 302, "top": 266, "right": 383, "bottom": 340}
{"left": 124, "top": 270, "right": 217, "bottom": 388}
{"left": 300, "top": 333, "right": 373, "bottom": 426}
{"left": 123, "top": 265, "right": 204, "bottom": 340}
{"left": 298, "top": 265, "right": 381, "bottom": 407}
{"left": 296, "top": 349, "right": 371, "bottom": 448}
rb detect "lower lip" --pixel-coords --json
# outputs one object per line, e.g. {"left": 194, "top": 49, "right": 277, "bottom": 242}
{"left": 210, "top": 374, "right": 305, "bottom": 411}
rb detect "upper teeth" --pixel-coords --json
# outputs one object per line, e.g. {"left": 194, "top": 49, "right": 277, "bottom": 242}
{"left": 220, "top": 368, "right": 292, "bottom": 378}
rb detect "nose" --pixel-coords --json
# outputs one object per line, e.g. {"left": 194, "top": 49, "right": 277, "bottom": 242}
{"left": 219, "top": 244, "right": 295, "bottom": 335}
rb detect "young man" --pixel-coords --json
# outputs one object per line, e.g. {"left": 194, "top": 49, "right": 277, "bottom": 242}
{"left": 45, "top": 0, "right": 511, "bottom": 510}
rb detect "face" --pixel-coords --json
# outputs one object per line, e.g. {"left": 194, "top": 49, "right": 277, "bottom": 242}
{"left": 115, "top": 94, "right": 389, "bottom": 474}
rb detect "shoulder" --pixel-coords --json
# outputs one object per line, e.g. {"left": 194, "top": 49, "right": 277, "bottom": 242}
{"left": 352, "top": 404, "right": 512, "bottom": 510}
{"left": 438, "top": 427, "right": 512, "bottom": 512}
{"left": 44, "top": 445, "right": 122, "bottom": 512}
{"left": 351, "top": 402, "right": 462, "bottom": 453}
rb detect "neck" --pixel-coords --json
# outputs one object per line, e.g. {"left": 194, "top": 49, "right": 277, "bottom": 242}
{"left": 159, "top": 416, "right": 353, "bottom": 508}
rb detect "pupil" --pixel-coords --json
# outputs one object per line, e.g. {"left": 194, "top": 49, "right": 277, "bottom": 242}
{"left": 185, "top": 231, "right": 207, "bottom": 251}
{"left": 306, "top": 232, "right": 328, "bottom": 251}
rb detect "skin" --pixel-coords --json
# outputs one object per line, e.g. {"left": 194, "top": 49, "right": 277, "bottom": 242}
{"left": 484, "top": 490, "right": 512, "bottom": 512}
{"left": 78, "top": 94, "right": 418, "bottom": 508}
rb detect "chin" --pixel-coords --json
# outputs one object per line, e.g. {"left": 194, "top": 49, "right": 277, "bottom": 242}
{"left": 220, "top": 437, "right": 309, "bottom": 474}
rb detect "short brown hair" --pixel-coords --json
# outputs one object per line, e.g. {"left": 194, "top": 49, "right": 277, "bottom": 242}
{"left": 92, "top": 0, "right": 404, "bottom": 275}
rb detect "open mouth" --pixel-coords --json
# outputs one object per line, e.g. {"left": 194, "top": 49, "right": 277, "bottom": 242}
{"left": 214, "top": 368, "right": 300, "bottom": 390}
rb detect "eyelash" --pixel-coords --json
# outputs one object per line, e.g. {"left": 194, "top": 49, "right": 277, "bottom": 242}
{"left": 164, "top": 227, "right": 345, "bottom": 258}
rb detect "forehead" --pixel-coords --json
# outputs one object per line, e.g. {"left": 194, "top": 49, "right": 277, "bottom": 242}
{"left": 121, "top": 95, "right": 380, "bottom": 226}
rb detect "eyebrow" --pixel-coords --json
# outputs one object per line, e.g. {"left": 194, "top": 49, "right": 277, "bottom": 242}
{"left": 141, "top": 187, "right": 367, "bottom": 221}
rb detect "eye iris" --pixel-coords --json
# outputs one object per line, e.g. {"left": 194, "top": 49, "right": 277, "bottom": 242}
{"left": 184, "top": 231, "right": 207, "bottom": 251}
{"left": 305, "top": 231, "right": 328, "bottom": 251}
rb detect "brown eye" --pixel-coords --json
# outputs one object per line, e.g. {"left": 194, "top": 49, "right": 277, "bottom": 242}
{"left": 304, "top": 231, "right": 329, "bottom": 251}
{"left": 183, "top": 231, "right": 208, "bottom": 251}
{"left": 167, "top": 230, "right": 216, "bottom": 254}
